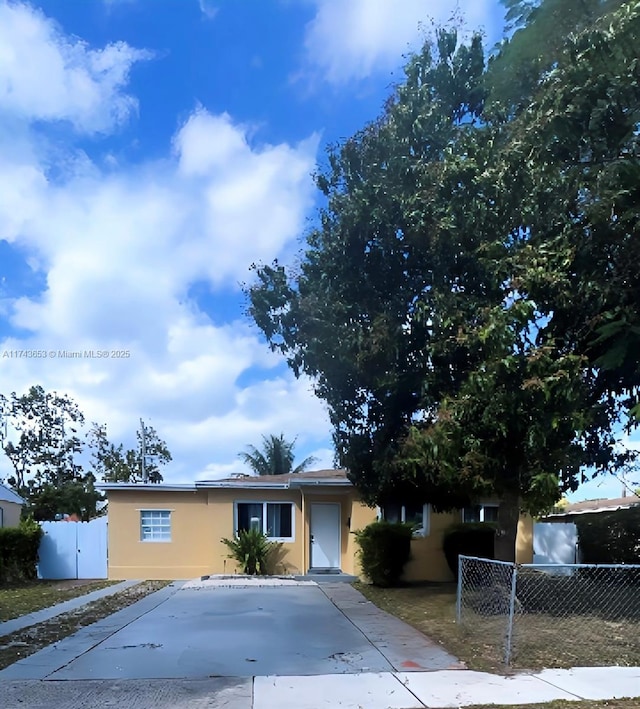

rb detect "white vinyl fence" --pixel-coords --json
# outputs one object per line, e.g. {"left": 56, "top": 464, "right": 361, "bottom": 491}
{"left": 37, "top": 517, "right": 108, "bottom": 579}
{"left": 533, "top": 521, "right": 579, "bottom": 566}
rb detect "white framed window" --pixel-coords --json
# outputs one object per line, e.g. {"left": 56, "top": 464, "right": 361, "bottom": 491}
{"left": 140, "top": 510, "right": 171, "bottom": 542}
{"left": 379, "top": 502, "right": 430, "bottom": 537}
{"left": 463, "top": 504, "right": 499, "bottom": 523}
{"left": 235, "top": 501, "right": 295, "bottom": 541}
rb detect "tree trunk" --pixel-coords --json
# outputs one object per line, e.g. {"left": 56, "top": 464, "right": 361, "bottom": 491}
{"left": 494, "top": 490, "right": 520, "bottom": 562}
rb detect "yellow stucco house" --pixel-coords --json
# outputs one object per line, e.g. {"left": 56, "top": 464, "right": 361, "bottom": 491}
{"left": 99, "top": 469, "right": 533, "bottom": 581}
{"left": 0, "top": 483, "right": 25, "bottom": 528}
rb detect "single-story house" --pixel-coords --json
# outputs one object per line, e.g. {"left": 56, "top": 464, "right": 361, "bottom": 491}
{"left": 0, "top": 483, "right": 25, "bottom": 528}
{"left": 538, "top": 494, "right": 640, "bottom": 564}
{"left": 99, "top": 469, "right": 533, "bottom": 581}
{"left": 541, "top": 495, "right": 640, "bottom": 522}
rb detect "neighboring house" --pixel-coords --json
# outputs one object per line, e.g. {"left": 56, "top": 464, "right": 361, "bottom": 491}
{"left": 541, "top": 495, "right": 640, "bottom": 522}
{"left": 0, "top": 483, "right": 25, "bottom": 528}
{"left": 538, "top": 495, "right": 640, "bottom": 565}
{"left": 99, "top": 469, "right": 533, "bottom": 581}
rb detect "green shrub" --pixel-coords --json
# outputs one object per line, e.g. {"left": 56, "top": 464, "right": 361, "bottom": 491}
{"left": 575, "top": 506, "right": 640, "bottom": 564}
{"left": 0, "top": 516, "right": 43, "bottom": 584}
{"left": 221, "top": 528, "right": 281, "bottom": 575}
{"left": 442, "top": 522, "right": 496, "bottom": 580}
{"left": 354, "top": 521, "right": 413, "bottom": 587}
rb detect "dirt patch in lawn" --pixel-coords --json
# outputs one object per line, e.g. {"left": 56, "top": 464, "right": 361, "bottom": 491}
{"left": 0, "top": 580, "right": 170, "bottom": 671}
{"left": 0, "top": 579, "right": 119, "bottom": 622}
{"left": 353, "top": 582, "right": 640, "bottom": 673}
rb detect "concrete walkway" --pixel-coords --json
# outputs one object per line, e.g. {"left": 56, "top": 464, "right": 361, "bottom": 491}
{"left": 253, "top": 667, "right": 640, "bottom": 707}
{"left": 0, "top": 580, "right": 140, "bottom": 637}
{"left": 1, "top": 666, "right": 639, "bottom": 708}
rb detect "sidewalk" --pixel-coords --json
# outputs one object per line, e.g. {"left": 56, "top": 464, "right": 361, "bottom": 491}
{"left": 253, "top": 666, "right": 640, "bottom": 708}
{"left": 0, "top": 579, "right": 140, "bottom": 637}
{"left": 1, "top": 666, "right": 639, "bottom": 708}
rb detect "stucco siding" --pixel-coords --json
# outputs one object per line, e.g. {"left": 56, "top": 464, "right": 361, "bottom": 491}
{"left": 516, "top": 514, "right": 534, "bottom": 564}
{"left": 348, "top": 500, "right": 378, "bottom": 576}
{"left": 105, "top": 486, "right": 535, "bottom": 581}
{"left": 301, "top": 490, "right": 363, "bottom": 574}
{"left": 107, "top": 490, "right": 213, "bottom": 580}
{"left": 207, "top": 488, "right": 304, "bottom": 575}
{"left": 403, "top": 508, "right": 461, "bottom": 582}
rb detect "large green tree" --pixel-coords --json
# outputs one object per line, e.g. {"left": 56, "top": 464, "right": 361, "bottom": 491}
{"left": 238, "top": 434, "right": 317, "bottom": 476}
{"left": 498, "top": 0, "right": 640, "bottom": 419}
{"left": 248, "top": 2, "right": 639, "bottom": 560}
{"left": 388, "top": 1, "right": 640, "bottom": 558}
{"left": 250, "top": 30, "right": 490, "bottom": 503}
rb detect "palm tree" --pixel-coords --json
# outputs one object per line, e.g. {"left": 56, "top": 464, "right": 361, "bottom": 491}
{"left": 238, "top": 434, "right": 317, "bottom": 476}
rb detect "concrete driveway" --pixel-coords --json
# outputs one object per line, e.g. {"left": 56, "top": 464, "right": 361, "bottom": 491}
{"left": 0, "top": 578, "right": 461, "bottom": 681}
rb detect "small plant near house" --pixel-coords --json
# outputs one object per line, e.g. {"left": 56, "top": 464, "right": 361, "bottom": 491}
{"left": 354, "top": 520, "right": 413, "bottom": 587}
{"left": 221, "top": 528, "right": 281, "bottom": 575}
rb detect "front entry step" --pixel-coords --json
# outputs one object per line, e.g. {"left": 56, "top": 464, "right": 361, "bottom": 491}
{"left": 298, "top": 571, "right": 358, "bottom": 583}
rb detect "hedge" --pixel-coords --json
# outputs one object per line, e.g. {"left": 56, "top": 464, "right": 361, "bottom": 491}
{"left": 354, "top": 521, "right": 413, "bottom": 587}
{"left": 576, "top": 506, "right": 640, "bottom": 564}
{"left": 0, "top": 518, "right": 43, "bottom": 584}
{"left": 442, "top": 522, "right": 496, "bottom": 580}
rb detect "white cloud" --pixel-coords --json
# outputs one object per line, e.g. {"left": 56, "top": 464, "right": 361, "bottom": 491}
{"left": 0, "top": 4, "right": 330, "bottom": 485}
{"left": 302, "top": 0, "right": 502, "bottom": 84}
{"left": 0, "top": 0, "right": 151, "bottom": 133}
{"left": 0, "top": 111, "right": 322, "bottom": 477}
{"left": 198, "top": 0, "right": 218, "bottom": 20}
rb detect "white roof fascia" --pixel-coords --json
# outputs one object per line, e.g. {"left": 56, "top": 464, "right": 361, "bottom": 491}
{"left": 96, "top": 483, "right": 197, "bottom": 492}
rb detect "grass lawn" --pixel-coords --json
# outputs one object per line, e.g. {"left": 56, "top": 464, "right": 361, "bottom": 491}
{"left": 0, "top": 580, "right": 170, "bottom": 670}
{"left": 353, "top": 582, "right": 640, "bottom": 673}
{"left": 355, "top": 581, "right": 506, "bottom": 673}
{"left": 0, "top": 579, "right": 119, "bottom": 622}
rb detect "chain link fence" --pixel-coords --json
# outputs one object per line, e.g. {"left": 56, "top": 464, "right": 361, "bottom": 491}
{"left": 457, "top": 555, "right": 640, "bottom": 667}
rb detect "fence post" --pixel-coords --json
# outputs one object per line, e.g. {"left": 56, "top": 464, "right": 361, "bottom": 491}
{"left": 504, "top": 562, "right": 518, "bottom": 665}
{"left": 456, "top": 555, "right": 464, "bottom": 624}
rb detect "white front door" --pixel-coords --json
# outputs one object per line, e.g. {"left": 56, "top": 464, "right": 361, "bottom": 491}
{"left": 310, "top": 503, "right": 341, "bottom": 569}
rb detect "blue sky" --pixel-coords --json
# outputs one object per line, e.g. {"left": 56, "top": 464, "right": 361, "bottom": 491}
{"left": 0, "top": 0, "right": 633, "bottom": 500}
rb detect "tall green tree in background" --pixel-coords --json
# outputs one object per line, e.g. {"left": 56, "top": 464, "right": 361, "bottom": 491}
{"left": 90, "top": 422, "right": 171, "bottom": 483}
{"left": 249, "top": 0, "right": 640, "bottom": 560}
{"left": 1, "top": 386, "right": 173, "bottom": 518}
{"left": 0, "top": 385, "right": 100, "bottom": 520}
{"left": 239, "top": 434, "right": 317, "bottom": 476}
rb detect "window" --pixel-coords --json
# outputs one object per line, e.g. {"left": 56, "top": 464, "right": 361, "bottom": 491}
{"left": 463, "top": 504, "right": 499, "bottom": 523}
{"left": 235, "top": 502, "right": 294, "bottom": 540}
{"left": 380, "top": 502, "right": 430, "bottom": 536}
{"left": 140, "top": 510, "right": 171, "bottom": 542}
